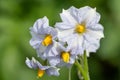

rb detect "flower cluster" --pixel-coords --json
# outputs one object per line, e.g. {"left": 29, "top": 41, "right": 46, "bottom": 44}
{"left": 25, "top": 6, "right": 104, "bottom": 78}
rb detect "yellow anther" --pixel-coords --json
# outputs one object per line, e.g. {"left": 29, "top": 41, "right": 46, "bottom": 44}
{"left": 42, "top": 34, "right": 52, "bottom": 46}
{"left": 75, "top": 24, "right": 85, "bottom": 33}
{"left": 61, "top": 52, "right": 70, "bottom": 63}
{"left": 38, "top": 69, "right": 45, "bottom": 78}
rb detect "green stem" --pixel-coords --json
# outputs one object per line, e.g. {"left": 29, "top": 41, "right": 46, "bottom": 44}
{"left": 69, "top": 67, "right": 71, "bottom": 80}
{"left": 75, "top": 60, "right": 87, "bottom": 80}
{"left": 84, "top": 51, "right": 90, "bottom": 80}
{"left": 75, "top": 51, "right": 90, "bottom": 80}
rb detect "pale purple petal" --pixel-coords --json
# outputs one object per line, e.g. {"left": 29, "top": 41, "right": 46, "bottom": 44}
{"left": 60, "top": 9, "right": 77, "bottom": 25}
{"left": 46, "top": 67, "right": 60, "bottom": 76}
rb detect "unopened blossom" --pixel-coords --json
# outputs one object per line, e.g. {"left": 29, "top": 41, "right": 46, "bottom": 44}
{"left": 30, "top": 16, "right": 57, "bottom": 59}
{"left": 55, "top": 6, "right": 104, "bottom": 56}
{"left": 25, "top": 57, "right": 60, "bottom": 78}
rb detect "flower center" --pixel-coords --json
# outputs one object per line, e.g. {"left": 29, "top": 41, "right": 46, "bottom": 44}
{"left": 61, "top": 52, "right": 70, "bottom": 63}
{"left": 42, "top": 34, "right": 52, "bottom": 46}
{"left": 75, "top": 24, "right": 85, "bottom": 33}
{"left": 38, "top": 69, "right": 45, "bottom": 78}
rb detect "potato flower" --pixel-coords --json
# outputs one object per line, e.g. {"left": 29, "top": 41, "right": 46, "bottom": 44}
{"left": 25, "top": 57, "right": 60, "bottom": 78}
{"left": 55, "top": 6, "right": 104, "bottom": 56}
{"left": 30, "top": 16, "right": 57, "bottom": 59}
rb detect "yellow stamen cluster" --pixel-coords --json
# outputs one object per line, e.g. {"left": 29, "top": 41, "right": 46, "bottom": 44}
{"left": 42, "top": 34, "right": 52, "bottom": 46}
{"left": 75, "top": 24, "right": 85, "bottom": 33}
{"left": 61, "top": 52, "right": 70, "bottom": 63}
{"left": 38, "top": 69, "right": 45, "bottom": 78}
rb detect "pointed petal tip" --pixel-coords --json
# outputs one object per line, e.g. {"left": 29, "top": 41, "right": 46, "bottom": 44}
{"left": 94, "top": 7, "right": 96, "bottom": 10}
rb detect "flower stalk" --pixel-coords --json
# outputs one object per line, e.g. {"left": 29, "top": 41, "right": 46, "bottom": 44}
{"left": 69, "top": 67, "right": 72, "bottom": 80}
{"left": 84, "top": 51, "right": 90, "bottom": 80}
{"left": 75, "top": 51, "right": 90, "bottom": 80}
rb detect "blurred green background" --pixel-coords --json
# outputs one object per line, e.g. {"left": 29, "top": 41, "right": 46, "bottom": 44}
{"left": 0, "top": 0, "right": 120, "bottom": 80}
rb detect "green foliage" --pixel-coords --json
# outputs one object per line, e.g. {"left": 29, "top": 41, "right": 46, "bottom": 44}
{"left": 0, "top": 0, "right": 120, "bottom": 80}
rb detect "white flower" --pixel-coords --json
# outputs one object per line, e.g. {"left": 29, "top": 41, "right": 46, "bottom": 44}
{"left": 55, "top": 6, "right": 104, "bottom": 56}
{"left": 47, "top": 42, "right": 79, "bottom": 67}
{"left": 25, "top": 57, "right": 60, "bottom": 78}
{"left": 30, "top": 16, "right": 57, "bottom": 59}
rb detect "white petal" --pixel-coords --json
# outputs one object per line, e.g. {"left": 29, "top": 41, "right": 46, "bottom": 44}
{"left": 25, "top": 57, "right": 33, "bottom": 68}
{"left": 83, "top": 39, "right": 100, "bottom": 53}
{"left": 48, "top": 56, "right": 61, "bottom": 66}
{"left": 77, "top": 6, "right": 100, "bottom": 26}
{"left": 60, "top": 9, "right": 78, "bottom": 25}
{"left": 47, "top": 27, "right": 58, "bottom": 39}
{"left": 46, "top": 67, "right": 60, "bottom": 76}
{"left": 34, "top": 16, "right": 49, "bottom": 29}
{"left": 87, "top": 24, "right": 104, "bottom": 31}
{"left": 25, "top": 57, "right": 39, "bottom": 69}
{"left": 77, "top": 35, "right": 84, "bottom": 55}
{"left": 69, "top": 55, "right": 76, "bottom": 64}
{"left": 50, "top": 47, "right": 58, "bottom": 56}
{"left": 47, "top": 41, "right": 66, "bottom": 57}
{"left": 83, "top": 29, "right": 103, "bottom": 53}
{"left": 77, "top": 35, "right": 84, "bottom": 46}
{"left": 67, "top": 34, "right": 84, "bottom": 55}
{"left": 86, "top": 29, "right": 104, "bottom": 41}
{"left": 29, "top": 39, "right": 41, "bottom": 49}
{"left": 36, "top": 45, "right": 46, "bottom": 59}
{"left": 77, "top": 6, "right": 92, "bottom": 23}
{"left": 55, "top": 22, "right": 74, "bottom": 30}
{"left": 37, "top": 62, "right": 50, "bottom": 70}
{"left": 30, "top": 26, "right": 46, "bottom": 39}
{"left": 84, "top": 8, "right": 100, "bottom": 26}
{"left": 42, "top": 16, "right": 49, "bottom": 28}
{"left": 68, "top": 34, "right": 83, "bottom": 50}
{"left": 57, "top": 28, "right": 74, "bottom": 42}
{"left": 67, "top": 6, "right": 80, "bottom": 22}
{"left": 67, "top": 35, "right": 78, "bottom": 49}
